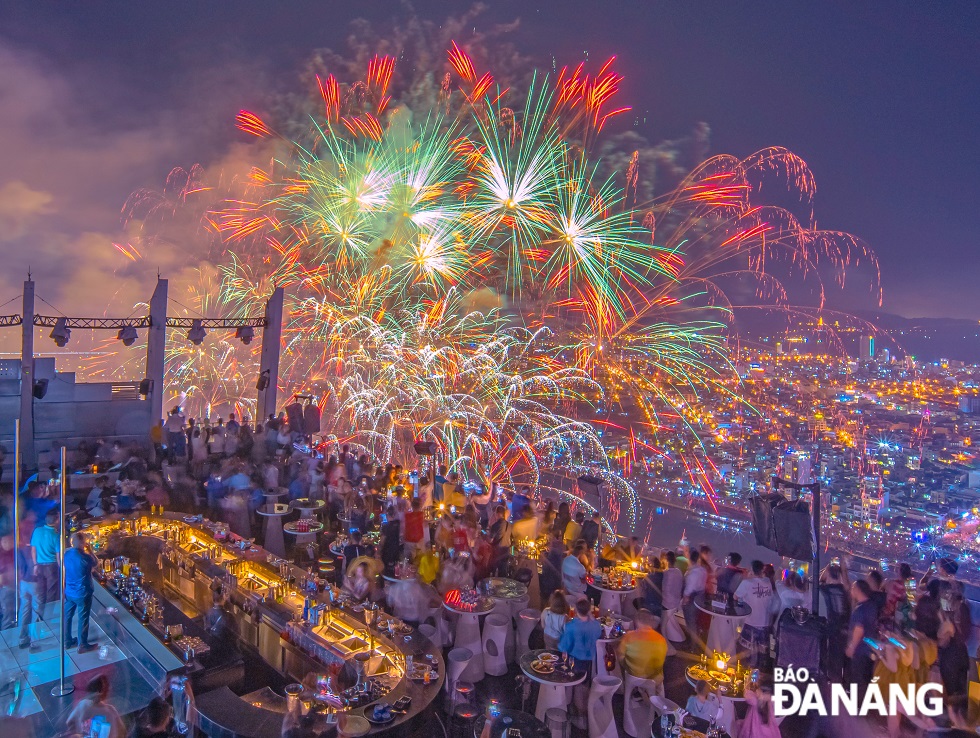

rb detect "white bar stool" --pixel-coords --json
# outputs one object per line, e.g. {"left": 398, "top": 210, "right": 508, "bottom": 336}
{"left": 482, "top": 613, "right": 510, "bottom": 676}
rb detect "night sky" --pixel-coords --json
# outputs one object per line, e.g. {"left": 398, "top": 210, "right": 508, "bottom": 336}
{"left": 1, "top": 1, "right": 978, "bottom": 319}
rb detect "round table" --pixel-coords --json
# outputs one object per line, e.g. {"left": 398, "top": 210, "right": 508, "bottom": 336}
{"left": 479, "top": 577, "right": 528, "bottom": 600}
{"left": 473, "top": 708, "right": 549, "bottom": 738}
{"left": 519, "top": 649, "right": 588, "bottom": 721}
{"left": 590, "top": 572, "right": 639, "bottom": 615}
{"left": 290, "top": 498, "right": 326, "bottom": 519}
{"left": 262, "top": 489, "right": 287, "bottom": 506}
{"left": 479, "top": 577, "right": 528, "bottom": 661}
{"left": 693, "top": 595, "right": 751, "bottom": 657}
{"left": 284, "top": 520, "right": 324, "bottom": 549}
{"left": 256, "top": 503, "right": 291, "bottom": 557}
{"left": 443, "top": 594, "right": 496, "bottom": 682}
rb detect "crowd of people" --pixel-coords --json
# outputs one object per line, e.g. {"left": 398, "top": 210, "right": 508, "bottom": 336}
{"left": 0, "top": 408, "right": 977, "bottom": 736}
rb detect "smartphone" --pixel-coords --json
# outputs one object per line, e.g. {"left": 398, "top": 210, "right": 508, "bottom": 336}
{"left": 394, "top": 696, "right": 411, "bottom": 710}
{"left": 381, "top": 514, "right": 388, "bottom": 524}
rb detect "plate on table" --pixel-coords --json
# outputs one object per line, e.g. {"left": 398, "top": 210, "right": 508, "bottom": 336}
{"left": 688, "top": 666, "right": 710, "bottom": 681}
{"left": 538, "top": 653, "right": 559, "bottom": 663}
{"left": 708, "top": 670, "right": 731, "bottom": 682}
{"left": 394, "top": 623, "right": 413, "bottom": 635}
{"left": 531, "top": 660, "right": 555, "bottom": 674}
{"left": 367, "top": 705, "right": 396, "bottom": 724}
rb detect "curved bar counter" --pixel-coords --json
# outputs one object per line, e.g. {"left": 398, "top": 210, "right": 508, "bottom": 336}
{"left": 83, "top": 513, "right": 444, "bottom": 737}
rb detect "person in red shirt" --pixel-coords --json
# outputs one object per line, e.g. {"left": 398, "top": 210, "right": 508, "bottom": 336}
{"left": 451, "top": 519, "right": 470, "bottom": 553}
{"left": 402, "top": 497, "right": 426, "bottom": 556}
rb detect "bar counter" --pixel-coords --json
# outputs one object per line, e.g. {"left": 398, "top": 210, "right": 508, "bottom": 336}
{"left": 83, "top": 513, "right": 444, "bottom": 736}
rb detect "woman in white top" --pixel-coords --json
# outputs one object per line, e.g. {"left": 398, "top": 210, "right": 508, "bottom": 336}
{"left": 540, "top": 591, "right": 570, "bottom": 650}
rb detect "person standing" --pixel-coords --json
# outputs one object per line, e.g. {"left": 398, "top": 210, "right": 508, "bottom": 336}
{"left": 64, "top": 531, "right": 99, "bottom": 652}
{"left": 681, "top": 548, "right": 706, "bottom": 644}
{"left": 16, "top": 541, "right": 40, "bottom": 649}
{"left": 164, "top": 407, "right": 185, "bottom": 464}
{"left": 30, "top": 508, "right": 61, "bottom": 623}
{"left": 558, "top": 598, "right": 602, "bottom": 728}
{"left": 561, "top": 540, "right": 589, "bottom": 602}
{"left": 735, "top": 560, "right": 778, "bottom": 668}
{"left": 845, "top": 579, "right": 879, "bottom": 693}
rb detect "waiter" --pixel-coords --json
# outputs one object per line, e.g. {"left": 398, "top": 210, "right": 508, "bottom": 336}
{"left": 64, "top": 531, "right": 99, "bottom": 652}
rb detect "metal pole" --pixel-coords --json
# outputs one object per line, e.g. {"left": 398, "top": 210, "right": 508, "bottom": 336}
{"left": 13, "top": 419, "right": 20, "bottom": 626}
{"left": 812, "top": 483, "right": 821, "bottom": 614}
{"left": 51, "top": 446, "right": 74, "bottom": 697}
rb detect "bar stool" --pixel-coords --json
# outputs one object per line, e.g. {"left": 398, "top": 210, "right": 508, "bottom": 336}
{"left": 490, "top": 599, "right": 516, "bottom": 663}
{"left": 516, "top": 608, "right": 540, "bottom": 658}
{"left": 436, "top": 611, "right": 454, "bottom": 647}
{"left": 451, "top": 704, "right": 480, "bottom": 738}
{"left": 445, "top": 648, "right": 472, "bottom": 697}
{"left": 623, "top": 672, "right": 664, "bottom": 737}
{"left": 593, "top": 637, "right": 623, "bottom": 693}
{"left": 544, "top": 708, "right": 569, "bottom": 738}
{"left": 588, "top": 675, "right": 621, "bottom": 738}
{"left": 509, "top": 593, "right": 531, "bottom": 622}
{"left": 482, "top": 614, "right": 510, "bottom": 676}
{"left": 661, "top": 608, "right": 684, "bottom": 641}
{"left": 649, "top": 696, "right": 681, "bottom": 736}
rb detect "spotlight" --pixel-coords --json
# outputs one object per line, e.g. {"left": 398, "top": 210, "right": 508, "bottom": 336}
{"left": 117, "top": 325, "right": 139, "bottom": 346}
{"left": 49, "top": 317, "right": 71, "bottom": 347}
{"left": 256, "top": 369, "right": 270, "bottom": 391}
{"left": 235, "top": 325, "right": 255, "bottom": 345}
{"left": 187, "top": 319, "right": 207, "bottom": 345}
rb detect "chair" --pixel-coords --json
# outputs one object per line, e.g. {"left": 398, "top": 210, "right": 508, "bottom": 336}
{"left": 588, "top": 675, "right": 621, "bottom": 738}
{"left": 490, "top": 599, "right": 516, "bottom": 663}
{"left": 593, "top": 638, "right": 624, "bottom": 693}
{"left": 451, "top": 704, "right": 480, "bottom": 738}
{"left": 482, "top": 614, "right": 510, "bottom": 676}
{"left": 516, "top": 608, "right": 540, "bottom": 658}
{"left": 544, "top": 707, "right": 569, "bottom": 738}
{"left": 509, "top": 594, "right": 531, "bottom": 622}
{"left": 623, "top": 672, "right": 664, "bottom": 738}
{"left": 661, "top": 608, "right": 684, "bottom": 640}
{"left": 445, "top": 648, "right": 472, "bottom": 697}
{"left": 436, "top": 611, "right": 454, "bottom": 647}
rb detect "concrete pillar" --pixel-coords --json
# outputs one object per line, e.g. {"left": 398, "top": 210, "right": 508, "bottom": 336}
{"left": 256, "top": 287, "right": 284, "bottom": 423}
{"left": 19, "top": 279, "right": 36, "bottom": 475}
{"left": 145, "top": 278, "right": 168, "bottom": 426}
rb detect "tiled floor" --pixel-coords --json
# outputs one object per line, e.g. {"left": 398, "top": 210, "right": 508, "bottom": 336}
{"left": 0, "top": 618, "right": 127, "bottom": 721}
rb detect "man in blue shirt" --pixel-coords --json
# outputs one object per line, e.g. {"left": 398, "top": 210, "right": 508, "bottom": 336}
{"left": 30, "top": 508, "right": 61, "bottom": 621}
{"left": 433, "top": 465, "right": 448, "bottom": 504}
{"left": 557, "top": 598, "right": 601, "bottom": 728}
{"left": 510, "top": 486, "right": 532, "bottom": 522}
{"left": 64, "top": 532, "right": 99, "bottom": 652}
{"left": 558, "top": 597, "right": 602, "bottom": 665}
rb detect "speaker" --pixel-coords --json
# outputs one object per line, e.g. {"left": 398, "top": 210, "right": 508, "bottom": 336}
{"left": 256, "top": 370, "right": 270, "bottom": 391}
{"left": 772, "top": 497, "right": 815, "bottom": 560}
{"left": 414, "top": 441, "right": 438, "bottom": 455}
{"left": 138, "top": 378, "right": 153, "bottom": 397}
{"left": 32, "top": 378, "right": 48, "bottom": 399}
{"left": 577, "top": 475, "right": 604, "bottom": 497}
{"left": 750, "top": 493, "right": 782, "bottom": 551}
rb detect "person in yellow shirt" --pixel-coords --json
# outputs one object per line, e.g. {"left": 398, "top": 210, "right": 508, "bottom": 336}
{"left": 443, "top": 473, "right": 466, "bottom": 509}
{"left": 617, "top": 609, "right": 668, "bottom": 682}
{"left": 563, "top": 510, "right": 585, "bottom": 546}
{"left": 415, "top": 544, "right": 441, "bottom": 585}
